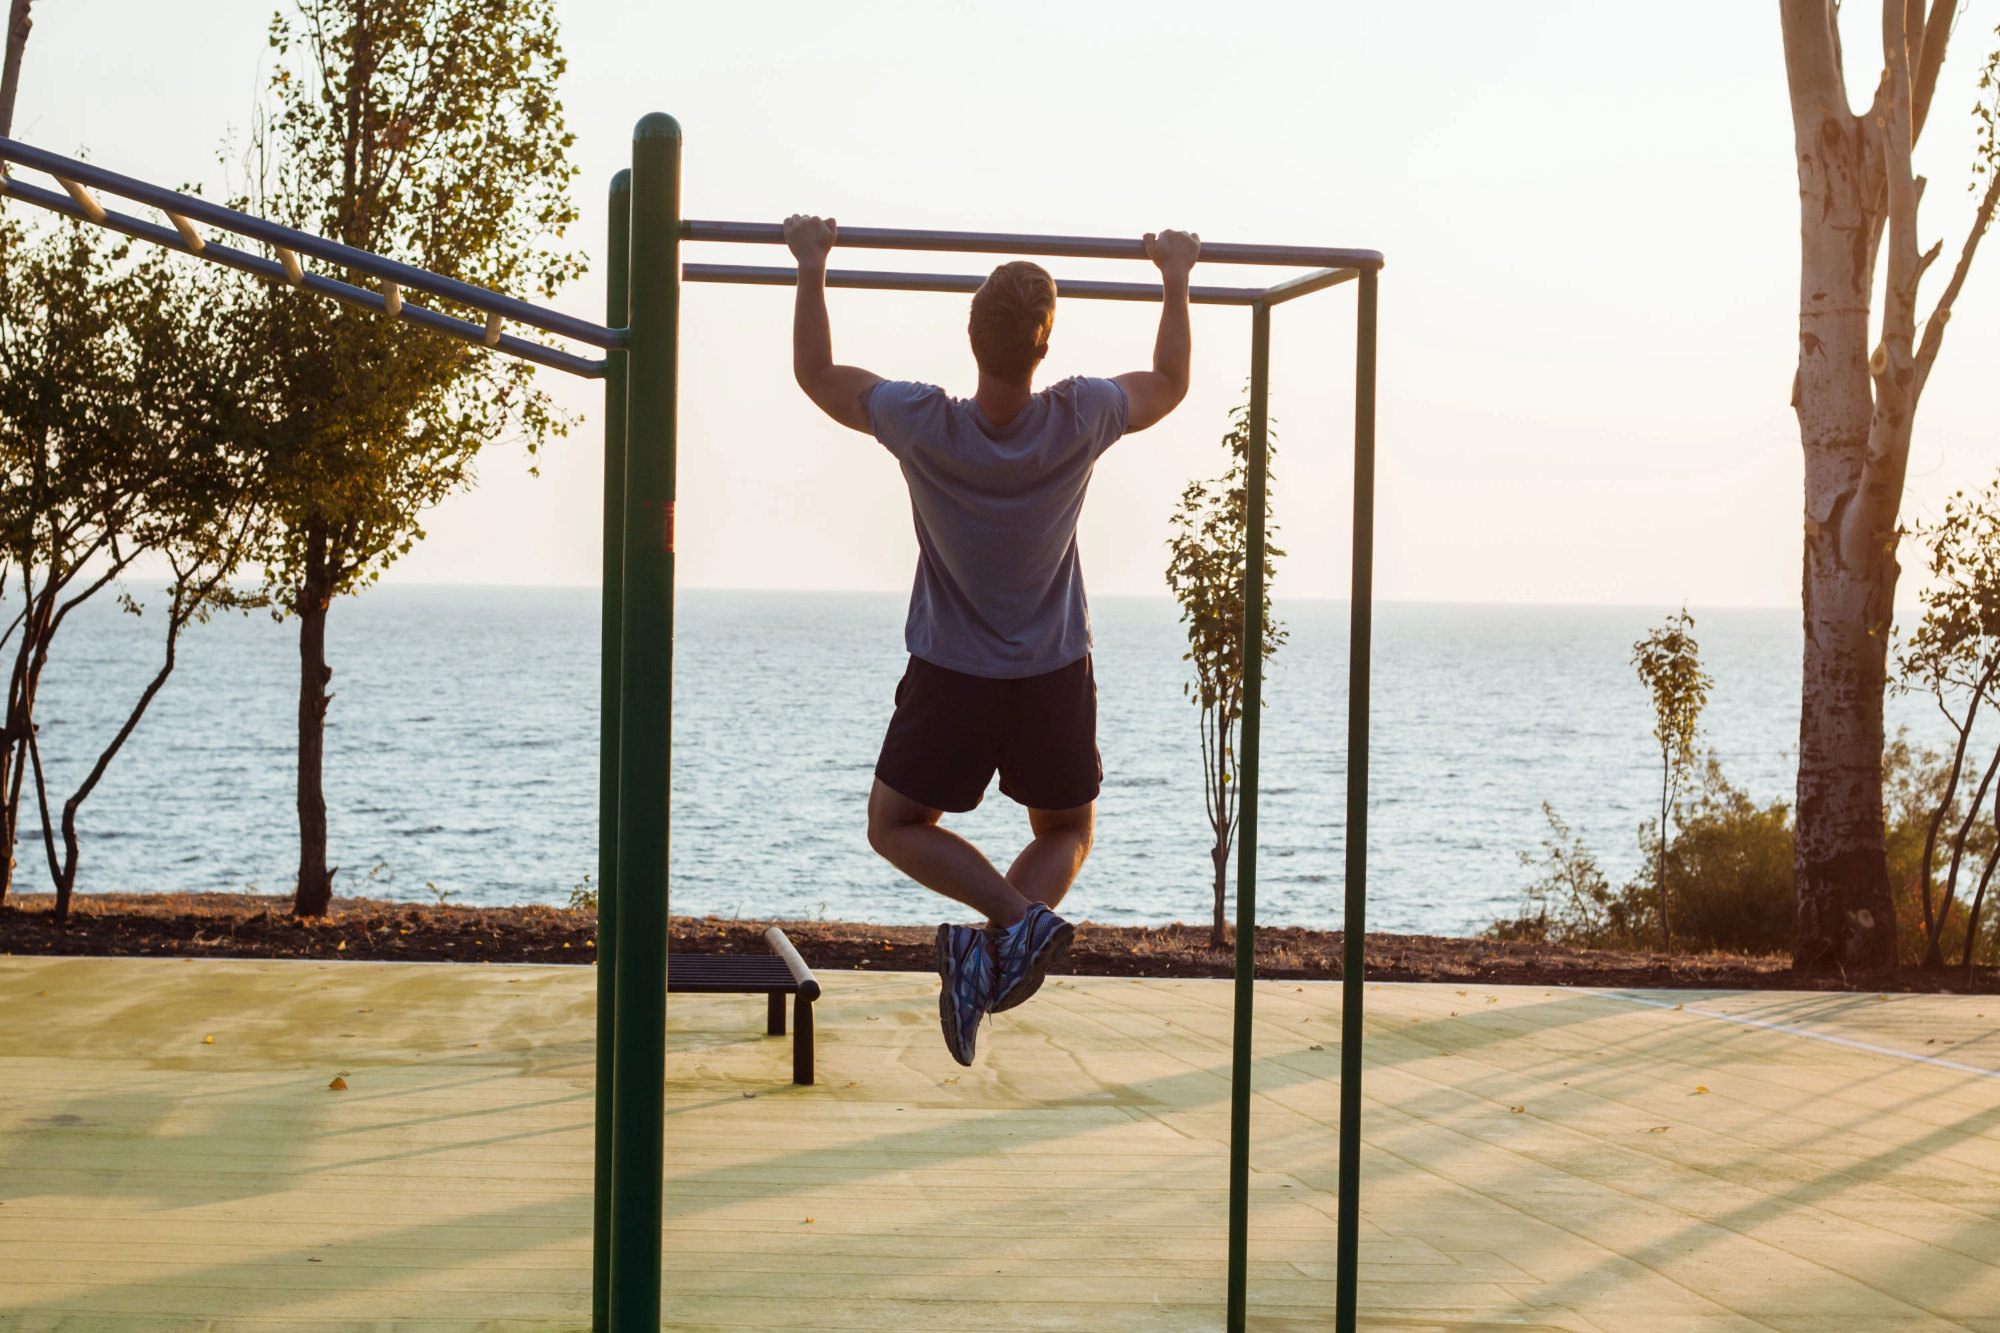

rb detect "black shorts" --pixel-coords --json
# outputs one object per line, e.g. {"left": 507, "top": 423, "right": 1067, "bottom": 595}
{"left": 874, "top": 655, "right": 1101, "bottom": 813}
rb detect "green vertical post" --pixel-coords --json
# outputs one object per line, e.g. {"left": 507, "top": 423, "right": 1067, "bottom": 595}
{"left": 590, "top": 166, "right": 631, "bottom": 1333}
{"left": 1226, "top": 299, "right": 1272, "bottom": 1333}
{"left": 608, "top": 112, "right": 680, "bottom": 1333}
{"left": 1334, "top": 268, "right": 1377, "bottom": 1333}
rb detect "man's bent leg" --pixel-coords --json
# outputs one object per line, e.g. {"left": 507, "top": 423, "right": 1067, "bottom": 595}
{"left": 867, "top": 779, "right": 1034, "bottom": 927}
{"left": 1003, "top": 802, "right": 1095, "bottom": 917}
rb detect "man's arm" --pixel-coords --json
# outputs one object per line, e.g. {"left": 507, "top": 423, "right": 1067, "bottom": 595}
{"left": 1114, "top": 229, "right": 1200, "bottom": 432}
{"left": 785, "top": 214, "right": 882, "bottom": 434}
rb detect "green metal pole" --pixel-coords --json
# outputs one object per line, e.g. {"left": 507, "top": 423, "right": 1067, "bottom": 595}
{"left": 1334, "top": 268, "right": 1378, "bottom": 1333}
{"left": 590, "top": 166, "right": 632, "bottom": 1333}
{"left": 1226, "top": 300, "right": 1272, "bottom": 1333}
{"left": 608, "top": 112, "right": 680, "bottom": 1333}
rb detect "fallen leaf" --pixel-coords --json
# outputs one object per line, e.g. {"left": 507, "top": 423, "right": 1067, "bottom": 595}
{"left": 1926, "top": 1038, "right": 1936, "bottom": 1045}
{"left": 307, "top": 1256, "right": 322, "bottom": 1262}
{"left": 1308, "top": 1043, "right": 1325, "bottom": 1051}
{"left": 804, "top": 1218, "right": 814, "bottom": 1223}
{"left": 328, "top": 1077, "right": 347, "bottom": 1090}
{"left": 741, "top": 1092, "right": 756, "bottom": 1099}
{"left": 336, "top": 941, "right": 346, "bottom": 951}
{"left": 1456, "top": 991, "right": 1466, "bottom": 997}
{"left": 1509, "top": 1105, "right": 1524, "bottom": 1113}
{"left": 1646, "top": 1126, "right": 1668, "bottom": 1133}
{"left": 1694, "top": 1086, "right": 1709, "bottom": 1094}
{"left": 1485, "top": 997, "right": 1499, "bottom": 1004}
{"left": 942, "top": 1077, "right": 959, "bottom": 1085}
{"left": 845, "top": 1082, "right": 860, "bottom": 1088}
{"left": 202, "top": 1035, "right": 214, "bottom": 1045}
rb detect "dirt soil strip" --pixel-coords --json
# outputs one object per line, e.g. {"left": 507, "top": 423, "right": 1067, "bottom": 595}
{"left": 2, "top": 893, "right": 1993, "bottom": 993}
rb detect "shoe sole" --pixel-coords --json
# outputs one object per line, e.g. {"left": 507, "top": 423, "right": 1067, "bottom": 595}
{"left": 935, "top": 924, "right": 976, "bottom": 1067}
{"left": 991, "top": 916, "right": 1075, "bottom": 1014}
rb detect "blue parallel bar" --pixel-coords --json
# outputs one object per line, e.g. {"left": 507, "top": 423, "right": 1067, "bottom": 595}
{"left": 0, "top": 173, "right": 606, "bottom": 379}
{"left": 684, "top": 262, "right": 1267, "bottom": 306}
{"left": 0, "top": 135, "right": 624, "bottom": 351}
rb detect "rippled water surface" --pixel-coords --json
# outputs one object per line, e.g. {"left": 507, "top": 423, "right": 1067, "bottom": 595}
{"left": 25, "top": 588, "right": 1854, "bottom": 935}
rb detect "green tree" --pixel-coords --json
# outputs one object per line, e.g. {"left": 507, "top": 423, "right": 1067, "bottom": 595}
{"left": 241, "top": 0, "right": 582, "bottom": 917}
{"left": 1165, "top": 398, "right": 1285, "bottom": 949}
{"left": 23, "top": 259, "right": 270, "bottom": 919}
{"left": 1632, "top": 607, "right": 1711, "bottom": 952}
{"left": 0, "top": 213, "right": 266, "bottom": 914}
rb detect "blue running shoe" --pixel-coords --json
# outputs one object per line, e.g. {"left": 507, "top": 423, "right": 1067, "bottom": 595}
{"left": 990, "top": 903, "right": 1075, "bottom": 1014}
{"left": 935, "top": 923, "right": 995, "bottom": 1066}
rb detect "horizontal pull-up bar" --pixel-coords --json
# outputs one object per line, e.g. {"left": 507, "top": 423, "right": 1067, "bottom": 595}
{"left": 682, "top": 219, "right": 1384, "bottom": 272}
{"left": 684, "top": 262, "right": 1334, "bottom": 306}
{"left": 0, "top": 172, "right": 606, "bottom": 378}
{"left": 0, "top": 136, "right": 622, "bottom": 352}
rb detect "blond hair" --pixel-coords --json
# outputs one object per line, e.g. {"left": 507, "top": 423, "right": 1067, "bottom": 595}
{"left": 967, "top": 261, "right": 1057, "bottom": 383}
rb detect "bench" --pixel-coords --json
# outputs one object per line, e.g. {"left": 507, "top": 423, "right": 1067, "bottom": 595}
{"left": 666, "top": 926, "right": 821, "bottom": 1084}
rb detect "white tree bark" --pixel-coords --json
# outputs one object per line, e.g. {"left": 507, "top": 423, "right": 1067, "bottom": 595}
{"left": 1780, "top": 0, "right": 1988, "bottom": 970}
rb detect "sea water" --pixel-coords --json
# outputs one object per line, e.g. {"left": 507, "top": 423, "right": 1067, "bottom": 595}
{"left": 23, "top": 588, "right": 1869, "bottom": 936}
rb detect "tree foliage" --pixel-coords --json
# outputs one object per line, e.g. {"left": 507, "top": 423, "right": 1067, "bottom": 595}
{"left": 238, "top": 0, "right": 583, "bottom": 915}
{"left": 1894, "top": 477, "right": 2000, "bottom": 968}
{"left": 0, "top": 212, "right": 267, "bottom": 916}
{"left": 1165, "top": 397, "right": 1285, "bottom": 948}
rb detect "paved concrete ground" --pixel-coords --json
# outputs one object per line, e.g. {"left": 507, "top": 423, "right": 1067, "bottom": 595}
{"left": 0, "top": 956, "right": 1995, "bottom": 1332}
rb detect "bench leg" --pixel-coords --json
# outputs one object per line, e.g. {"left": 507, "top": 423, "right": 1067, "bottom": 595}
{"left": 793, "top": 997, "right": 814, "bottom": 1086}
{"left": 768, "top": 992, "right": 786, "bottom": 1037}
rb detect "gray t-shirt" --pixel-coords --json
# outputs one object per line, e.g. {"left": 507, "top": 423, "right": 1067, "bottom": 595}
{"left": 868, "top": 375, "right": 1129, "bottom": 679}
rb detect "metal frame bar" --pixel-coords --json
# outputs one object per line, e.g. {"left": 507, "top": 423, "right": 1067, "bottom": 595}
{"left": 685, "top": 261, "right": 1282, "bottom": 306}
{"left": 0, "top": 135, "right": 621, "bottom": 349}
{"left": 589, "top": 167, "right": 632, "bottom": 1333}
{"left": 0, "top": 171, "right": 608, "bottom": 378}
{"left": 630, "top": 131, "right": 1382, "bottom": 1333}
{"left": 0, "top": 118, "right": 1380, "bottom": 1333}
{"left": 681, "top": 217, "right": 1382, "bottom": 271}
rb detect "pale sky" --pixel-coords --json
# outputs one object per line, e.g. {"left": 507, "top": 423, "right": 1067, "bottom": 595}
{"left": 12, "top": 1, "right": 2000, "bottom": 606}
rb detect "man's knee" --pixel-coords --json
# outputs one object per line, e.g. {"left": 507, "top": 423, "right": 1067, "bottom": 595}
{"left": 867, "top": 779, "right": 938, "bottom": 856}
{"left": 1032, "top": 802, "right": 1095, "bottom": 855}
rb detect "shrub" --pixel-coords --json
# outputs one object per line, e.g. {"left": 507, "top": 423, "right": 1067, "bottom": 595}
{"left": 1632, "top": 758, "right": 1793, "bottom": 955}
{"left": 1497, "top": 758, "right": 1788, "bottom": 957}
{"left": 1500, "top": 743, "right": 2000, "bottom": 965}
{"left": 1883, "top": 732, "right": 2000, "bottom": 967}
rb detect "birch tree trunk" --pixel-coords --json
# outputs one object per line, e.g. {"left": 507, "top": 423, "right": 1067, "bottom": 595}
{"left": 1779, "top": 0, "right": 1994, "bottom": 970}
{"left": 0, "top": 0, "right": 32, "bottom": 139}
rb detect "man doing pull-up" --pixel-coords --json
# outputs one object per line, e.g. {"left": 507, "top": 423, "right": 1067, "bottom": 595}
{"left": 783, "top": 215, "right": 1200, "bottom": 1065}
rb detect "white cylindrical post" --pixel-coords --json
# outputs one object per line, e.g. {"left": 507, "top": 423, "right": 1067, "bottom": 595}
{"left": 383, "top": 280, "right": 401, "bottom": 317}
{"left": 482, "top": 310, "right": 503, "bottom": 347}
{"left": 275, "top": 246, "right": 305, "bottom": 287}
{"left": 57, "top": 177, "right": 106, "bottom": 224}
{"left": 166, "top": 212, "right": 206, "bottom": 254}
